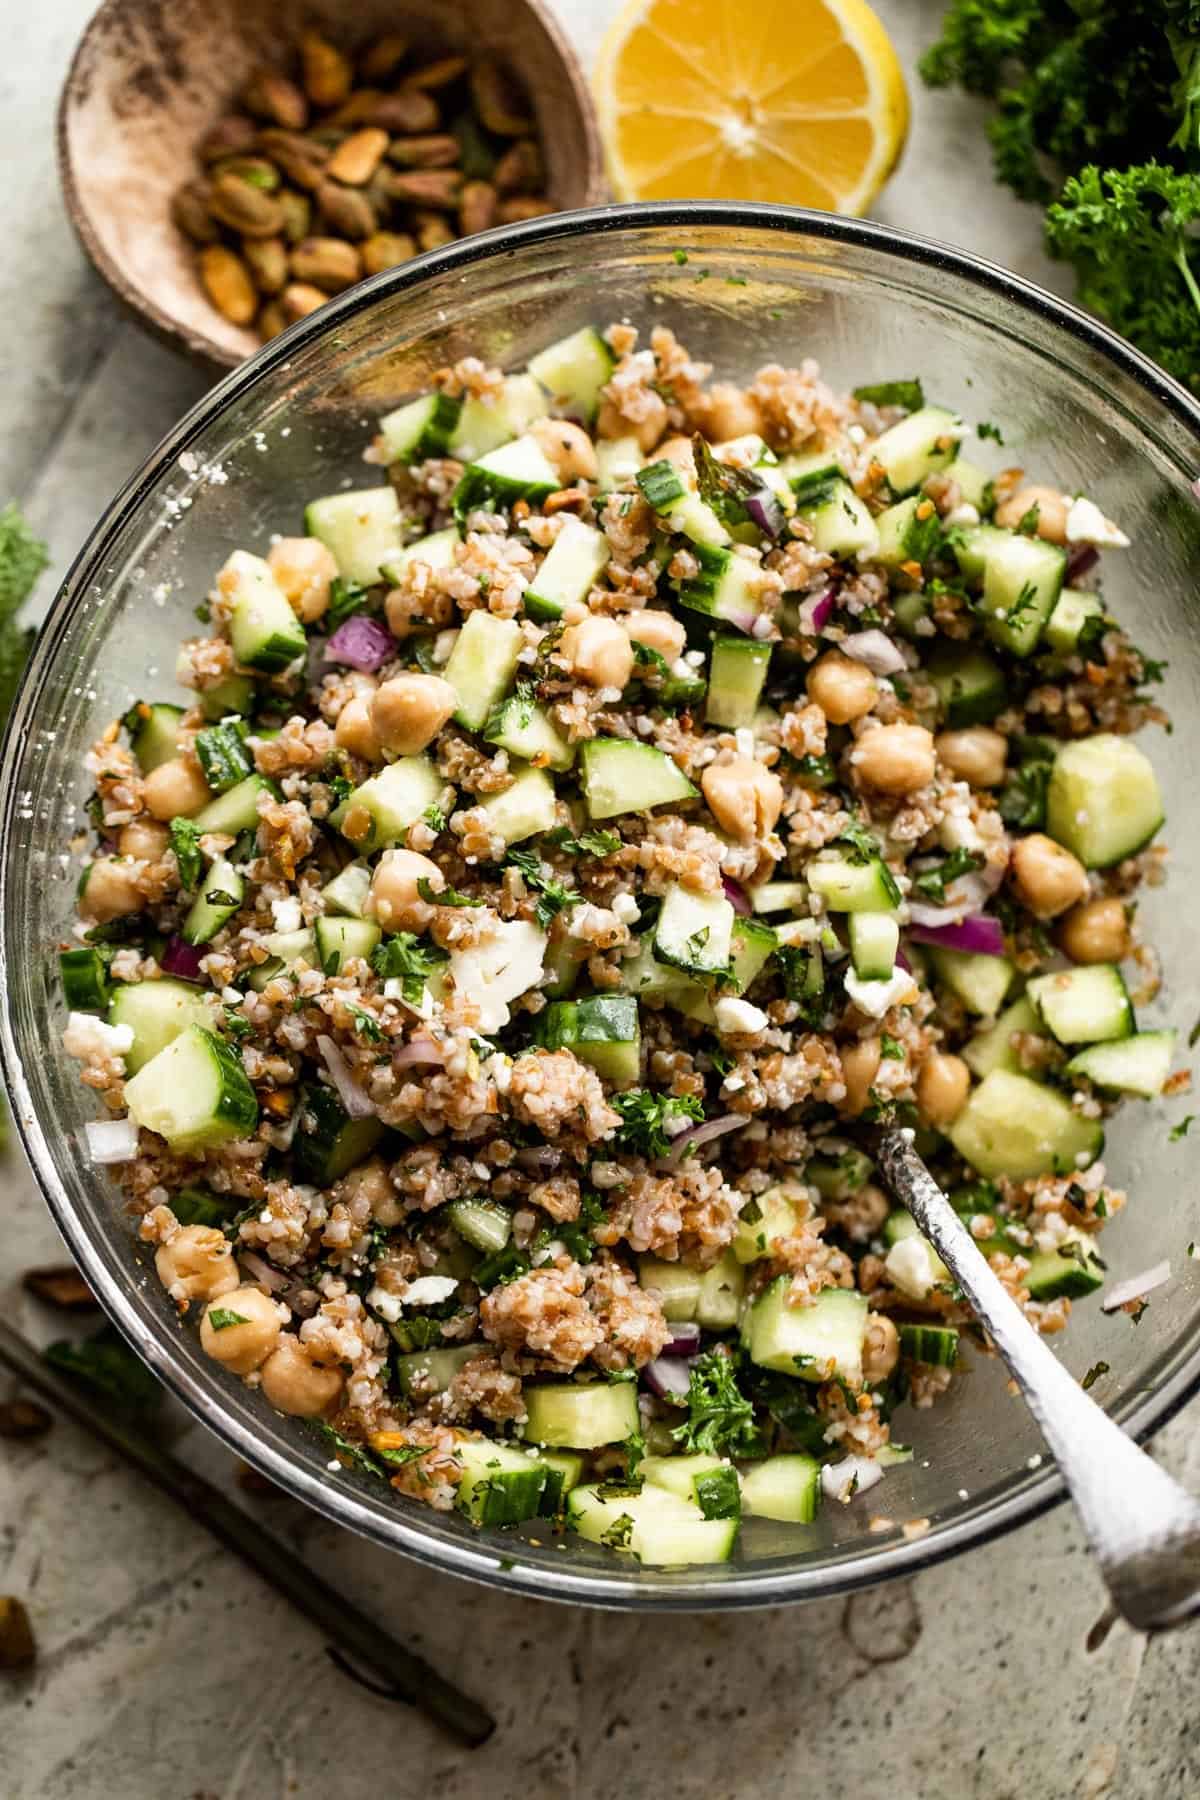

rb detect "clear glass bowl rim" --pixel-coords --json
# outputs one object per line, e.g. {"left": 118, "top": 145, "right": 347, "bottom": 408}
{"left": 7, "top": 199, "right": 1200, "bottom": 1612}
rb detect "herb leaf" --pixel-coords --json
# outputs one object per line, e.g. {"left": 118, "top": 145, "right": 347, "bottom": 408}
{"left": 168, "top": 816, "right": 204, "bottom": 890}
{"left": 671, "top": 1347, "right": 764, "bottom": 1459}
{"left": 611, "top": 1089, "right": 704, "bottom": 1160}
{"left": 417, "top": 876, "right": 479, "bottom": 907}
{"left": 506, "top": 847, "right": 578, "bottom": 929}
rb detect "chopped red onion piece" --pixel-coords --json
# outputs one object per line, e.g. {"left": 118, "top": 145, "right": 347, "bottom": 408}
{"left": 722, "top": 877, "right": 751, "bottom": 917}
{"left": 796, "top": 588, "right": 835, "bottom": 634}
{"left": 160, "top": 935, "right": 206, "bottom": 983}
{"left": 909, "top": 914, "right": 1007, "bottom": 958}
{"left": 1101, "top": 1262, "right": 1171, "bottom": 1312}
{"left": 663, "top": 1320, "right": 702, "bottom": 1355}
{"left": 744, "top": 486, "right": 786, "bottom": 539}
{"left": 895, "top": 948, "right": 912, "bottom": 973}
{"left": 317, "top": 1034, "right": 376, "bottom": 1118}
{"left": 239, "top": 1249, "right": 289, "bottom": 1293}
{"left": 325, "top": 616, "right": 396, "bottom": 673}
{"left": 841, "top": 629, "right": 907, "bottom": 677}
{"left": 643, "top": 1354, "right": 694, "bottom": 1400}
{"left": 392, "top": 1035, "right": 447, "bottom": 1070}
{"left": 659, "top": 1112, "right": 749, "bottom": 1169}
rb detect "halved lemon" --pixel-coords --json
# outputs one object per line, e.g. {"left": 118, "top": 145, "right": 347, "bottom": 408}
{"left": 594, "top": 0, "right": 909, "bottom": 216}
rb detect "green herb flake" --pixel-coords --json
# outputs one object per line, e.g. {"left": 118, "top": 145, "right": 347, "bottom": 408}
{"left": 371, "top": 932, "right": 448, "bottom": 982}
{"left": 347, "top": 1004, "right": 384, "bottom": 1042}
{"left": 1171, "top": 1114, "right": 1195, "bottom": 1141}
{"left": 912, "top": 847, "right": 985, "bottom": 905}
{"left": 207, "top": 1307, "right": 250, "bottom": 1331}
{"left": 880, "top": 1033, "right": 905, "bottom": 1061}
{"left": 671, "top": 1347, "right": 764, "bottom": 1459}
{"left": 976, "top": 420, "right": 1005, "bottom": 443}
{"left": 417, "top": 876, "right": 479, "bottom": 907}
{"left": 506, "top": 847, "right": 578, "bottom": 929}
{"left": 168, "top": 817, "right": 204, "bottom": 890}
{"left": 611, "top": 1089, "right": 704, "bottom": 1160}
{"left": 672, "top": 248, "right": 689, "bottom": 265}
{"left": 600, "top": 1512, "right": 635, "bottom": 1549}
{"left": 852, "top": 378, "right": 925, "bottom": 412}
{"left": 422, "top": 803, "right": 447, "bottom": 833}
{"left": 327, "top": 578, "right": 372, "bottom": 631}
{"left": 1081, "top": 1361, "right": 1110, "bottom": 1391}
{"left": 545, "top": 825, "right": 622, "bottom": 859}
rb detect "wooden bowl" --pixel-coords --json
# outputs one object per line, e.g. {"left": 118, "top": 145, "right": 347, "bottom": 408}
{"left": 59, "top": 0, "right": 606, "bottom": 370}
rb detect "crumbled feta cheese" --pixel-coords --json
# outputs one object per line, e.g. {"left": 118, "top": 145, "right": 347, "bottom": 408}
{"left": 85, "top": 1117, "right": 139, "bottom": 1164}
{"left": 843, "top": 967, "right": 917, "bottom": 1019}
{"left": 713, "top": 996, "right": 768, "bottom": 1035}
{"left": 884, "top": 1235, "right": 935, "bottom": 1301}
{"left": 383, "top": 978, "right": 435, "bottom": 1018}
{"left": 734, "top": 727, "right": 755, "bottom": 758}
{"left": 63, "top": 1012, "right": 135, "bottom": 1060}
{"left": 490, "top": 1054, "right": 512, "bottom": 1096}
{"left": 271, "top": 896, "right": 303, "bottom": 933}
{"left": 1065, "top": 496, "right": 1130, "bottom": 549}
{"left": 944, "top": 501, "right": 980, "bottom": 528}
{"left": 365, "top": 1284, "right": 404, "bottom": 1323}
{"left": 448, "top": 920, "right": 547, "bottom": 1033}
{"left": 822, "top": 1456, "right": 883, "bottom": 1503}
{"left": 611, "top": 893, "right": 640, "bottom": 924}
{"left": 404, "top": 1275, "right": 458, "bottom": 1307}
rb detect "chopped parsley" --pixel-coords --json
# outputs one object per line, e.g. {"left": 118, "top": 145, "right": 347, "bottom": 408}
{"left": 880, "top": 1033, "right": 905, "bottom": 1061}
{"left": 207, "top": 1307, "right": 250, "bottom": 1331}
{"left": 222, "top": 1007, "right": 254, "bottom": 1040}
{"left": 422, "top": 803, "right": 447, "bottom": 833}
{"left": 976, "top": 420, "right": 1005, "bottom": 443}
{"left": 554, "top": 1189, "right": 610, "bottom": 1265}
{"left": 599, "top": 1512, "right": 635, "bottom": 1549}
{"left": 1081, "top": 1361, "right": 1110, "bottom": 1391}
{"left": 168, "top": 816, "right": 204, "bottom": 890}
{"left": 837, "top": 816, "right": 884, "bottom": 865}
{"left": 611, "top": 1089, "right": 704, "bottom": 1160}
{"left": 911, "top": 847, "right": 985, "bottom": 904}
{"left": 544, "top": 825, "right": 622, "bottom": 859}
{"left": 373, "top": 1442, "right": 433, "bottom": 1469}
{"left": 327, "top": 578, "right": 372, "bottom": 631}
{"left": 347, "top": 1004, "right": 384, "bottom": 1043}
{"left": 852, "top": 378, "right": 925, "bottom": 411}
{"left": 1171, "top": 1114, "right": 1195, "bottom": 1141}
{"left": 329, "top": 774, "right": 354, "bottom": 807}
{"left": 671, "top": 1347, "right": 764, "bottom": 1459}
{"left": 506, "top": 847, "right": 578, "bottom": 929}
{"left": 417, "top": 877, "right": 479, "bottom": 907}
{"left": 314, "top": 1421, "right": 385, "bottom": 1478}
{"left": 672, "top": 248, "right": 689, "bottom": 265}
{"left": 371, "top": 933, "right": 447, "bottom": 983}
{"left": 1015, "top": 505, "right": 1042, "bottom": 537}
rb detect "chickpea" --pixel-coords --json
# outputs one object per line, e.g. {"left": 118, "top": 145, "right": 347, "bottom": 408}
{"left": 701, "top": 756, "right": 783, "bottom": 842}
{"left": 367, "top": 847, "right": 442, "bottom": 931}
{"left": 334, "top": 693, "right": 381, "bottom": 761}
{"left": 155, "top": 1225, "right": 239, "bottom": 1308}
{"left": 530, "top": 417, "right": 598, "bottom": 482}
{"left": 623, "top": 610, "right": 687, "bottom": 664}
{"left": 340, "top": 1155, "right": 401, "bottom": 1226}
{"left": 1058, "top": 895, "right": 1130, "bottom": 965}
{"left": 993, "top": 483, "right": 1068, "bottom": 545}
{"left": 851, "top": 723, "right": 936, "bottom": 795}
{"left": 259, "top": 1333, "right": 344, "bottom": 1417}
{"left": 118, "top": 819, "right": 170, "bottom": 860}
{"left": 560, "top": 616, "right": 635, "bottom": 690}
{"left": 143, "top": 756, "right": 211, "bottom": 821}
{"left": 79, "top": 858, "right": 145, "bottom": 923}
{"left": 806, "top": 650, "right": 878, "bottom": 725}
{"left": 267, "top": 535, "right": 339, "bottom": 623}
{"left": 840, "top": 1036, "right": 881, "bottom": 1116}
{"left": 826, "top": 1181, "right": 890, "bottom": 1243}
{"left": 654, "top": 435, "right": 696, "bottom": 477}
{"left": 371, "top": 673, "right": 457, "bottom": 755}
{"left": 702, "top": 382, "right": 764, "bottom": 442}
{"left": 597, "top": 391, "right": 668, "bottom": 453}
{"left": 862, "top": 1312, "right": 900, "bottom": 1385}
{"left": 1009, "top": 832, "right": 1089, "bottom": 920}
{"left": 199, "top": 1285, "right": 281, "bottom": 1375}
{"left": 916, "top": 1051, "right": 971, "bottom": 1128}
{"left": 935, "top": 726, "right": 1007, "bottom": 789}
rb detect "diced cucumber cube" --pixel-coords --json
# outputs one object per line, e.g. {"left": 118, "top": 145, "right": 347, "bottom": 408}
{"left": 246, "top": 927, "right": 315, "bottom": 992}
{"left": 527, "top": 326, "right": 615, "bottom": 422}
{"left": 107, "top": 979, "right": 219, "bottom": 1075}
{"left": 394, "top": 1343, "right": 488, "bottom": 1398}
{"left": 523, "top": 516, "right": 611, "bottom": 622}
{"left": 674, "top": 918, "right": 777, "bottom": 1024}
{"left": 60, "top": 947, "right": 112, "bottom": 1013}
{"left": 950, "top": 457, "right": 994, "bottom": 512}
{"left": 580, "top": 738, "right": 697, "bottom": 819}
{"left": 197, "top": 673, "right": 257, "bottom": 724}
{"left": 305, "top": 486, "right": 405, "bottom": 586}
{"left": 447, "top": 1198, "right": 512, "bottom": 1254}
{"left": 796, "top": 479, "right": 879, "bottom": 559}
{"left": 124, "top": 1025, "right": 258, "bottom": 1151}
{"left": 454, "top": 1436, "right": 547, "bottom": 1527}
{"left": 706, "top": 636, "right": 772, "bottom": 729}
{"left": 898, "top": 1323, "right": 960, "bottom": 1367}
{"left": 532, "top": 1448, "right": 586, "bottom": 1515}
{"left": 733, "top": 1183, "right": 801, "bottom": 1264}
{"left": 567, "top": 1482, "right": 739, "bottom": 1565}
{"left": 979, "top": 531, "right": 1065, "bottom": 655}
{"left": 222, "top": 551, "right": 307, "bottom": 673}
{"left": 637, "top": 1255, "right": 703, "bottom": 1321}
{"left": 807, "top": 850, "right": 900, "bottom": 913}
{"left": 872, "top": 405, "right": 963, "bottom": 495}
{"left": 191, "top": 773, "right": 276, "bottom": 837}
{"left": 741, "top": 1454, "right": 821, "bottom": 1524}
{"left": 538, "top": 993, "right": 640, "bottom": 1085}
{"left": 182, "top": 856, "right": 244, "bottom": 945}
{"left": 452, "top": 434, "right": 561, "bottom": 521}
{"left": 594, "top": 436, "right": 642, "bottom": 491}
{"left": 377, "top": 390, "right": 462, "bottom": 465}
{"left": 523, "top": 1380, "right": 640, "bottom": 1449}
{"left": 948, "top": 1068, "right": 1103, "bottom": 1180}
{"left": 480, "top": 764, "right": 558, "bottom": 845}
{"left": 381, "top": 526, "right": 460, "bottom": 582}
{"left": 777, "top": 451, "right": 847, "bottom": 504}
{"left": 293, "top": 1083, "right": 384, "bottom": 1182}
{"left": 484, "top": 695, "right": 575, "bottom": 771}
{"left": 1024, "top": 1240, "right": 1105, "bottom": 1301}
{"left": 642, "top": 1454, "right": 741, "bottom": 1520}
{"left": 321, "top": 860, "right": 373, "bottom": 919}
{"left": 926, "top": 642, "right": 1006, "bottom": 729}
{"left": 450, "top": 374, "right": 548, "bottom": 460}
{"left": 746, "top": 879, "right": 809, "bottom": 914}
{"left": 1044, "top": 588, "right": 1107, "bottom": 656}
{"left": 675, "top": 542, "right": 763, "bottom": 631}
{"left": 742, "top": 1281, "right": 869, "bottom": 1385}
{"left": 330, "top": 756, "right": 444, "bottom": 849}
{"left": 962, "top": 993, "right": 1043, "bottom": 1079}
{"left": 1027, "top": 963, "right": 1133, "bottom": 1046}
{"left": 926, "top": 946, "right": 1014, "bottom": 1017}
{"left": 124, "top": 701, "right": 184, "bottom": 773}
{"left": 807, "top": 1147, "right": 874, "bottom": 1200}
{"left": 695, "top": 1250, "right": 745, "bottom": 1329}
{"left": 847, "top": 911, "right": 899, "bottom": 981}
{"left": 443, "top": 610, "right": 523, "bottom": 731}
{"left": 314, "top": 916, "right": 380, "bottom": 975}
{"left": 1045, "top": 734, "right": 1164, "bottom": 869}
{"left": 654, "top": 882, "right": 734, "bottom": 978}
{"left": 1065, "top": 1029, "right": 1176, "bottom": 1098}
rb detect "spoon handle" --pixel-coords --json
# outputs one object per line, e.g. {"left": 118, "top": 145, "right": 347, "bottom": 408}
{"left": 874, "top": 1127, "right": 1200, "bottom": 1632}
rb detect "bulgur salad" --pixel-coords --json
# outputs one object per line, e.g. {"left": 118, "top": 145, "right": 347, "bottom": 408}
{"left": 60, "top": 319, "right": 1175, "bottom": 1566}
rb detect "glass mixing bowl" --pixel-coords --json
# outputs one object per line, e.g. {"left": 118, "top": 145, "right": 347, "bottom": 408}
{"left": 5, "top": 202, "right": 1200, "bottom": 1610}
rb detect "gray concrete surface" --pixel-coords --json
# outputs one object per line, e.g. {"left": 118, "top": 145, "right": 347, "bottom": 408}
{"left": 2, "top": 3, "right": 1198, "bottom": 1796}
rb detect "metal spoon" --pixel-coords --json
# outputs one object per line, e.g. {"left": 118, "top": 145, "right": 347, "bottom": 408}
{"left": 873, "top": 1126, "right": 1200, "bottom": 1632}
